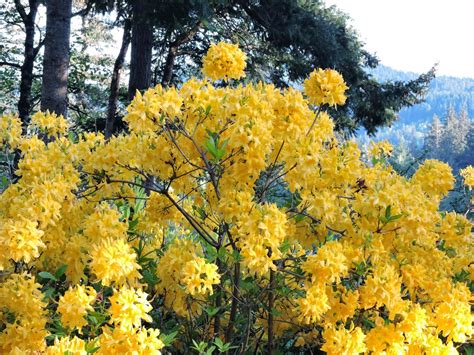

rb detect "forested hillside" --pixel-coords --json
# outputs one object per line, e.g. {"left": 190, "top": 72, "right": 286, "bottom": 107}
{"left": 370, "top": 65, "right": 474, "bottom": 125}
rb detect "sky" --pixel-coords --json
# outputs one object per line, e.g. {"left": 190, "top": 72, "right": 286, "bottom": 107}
{"left": 325, "top": 0, "right": 474, "bottom": 78}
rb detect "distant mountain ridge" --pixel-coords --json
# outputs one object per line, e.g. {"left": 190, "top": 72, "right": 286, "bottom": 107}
{"left": 369, "top": 65, "right": 474, "bottom": 126}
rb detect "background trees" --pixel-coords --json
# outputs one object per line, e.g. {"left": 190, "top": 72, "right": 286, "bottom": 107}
{"left": 425, "top": 107, "right": 473, "bottom": 171}
{"left": 0, "top": 0, "right": 435, "bottom": 136}
{"left": 40, "top": 0, "right": 72, "bottom": 116}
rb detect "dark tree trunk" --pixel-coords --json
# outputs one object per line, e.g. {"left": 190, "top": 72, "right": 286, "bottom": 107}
{"left": 40, "top": 0, "right": 72, "bottom": 116}
{"left": 161, "top": 46, "right": 177, "bottom": 88}
{"left": 14, "top": 0, "right": 40, "bottom": 131}
{"left": 128, "top": 0, "right": 153, "bottom": 100}
{"left": 161, "top": 21, "right": 202, "bottom": 87}
{"left": 105, "top": 19, "right": 132, "bottom": 139}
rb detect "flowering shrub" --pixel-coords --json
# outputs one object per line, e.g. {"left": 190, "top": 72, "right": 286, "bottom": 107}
{"left": 0, "top": 43, "right": 473, "bottom": 354}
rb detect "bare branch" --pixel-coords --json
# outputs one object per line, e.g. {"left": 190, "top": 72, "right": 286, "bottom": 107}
{"left": 13, "top": 0, "right": 27, "bottom": 23}
{"left": 0, "top": 61, "right": 21, "bottom": 69}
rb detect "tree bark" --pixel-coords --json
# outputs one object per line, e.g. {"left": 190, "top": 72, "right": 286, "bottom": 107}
{"left": 128, "top": 0, "right": 153, "bottom": 101}
{"left": 161, "top": 21, "right": 202, "bottom": 87}
{"left": 40, "top": 0, "right": 72, "bottom": 116}
{"left": 14, "top": 0, "right": 40, "bottom": 131}
{"left": 105, "top": 19, "right": 132, "bottom": 138}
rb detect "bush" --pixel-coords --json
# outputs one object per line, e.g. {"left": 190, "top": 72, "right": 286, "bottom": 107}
{"left": 0, "top": 42, "right": 473, "bottom": 354}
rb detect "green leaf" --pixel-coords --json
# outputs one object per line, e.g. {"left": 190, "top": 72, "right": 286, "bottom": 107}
{"left": 294, "top": 213, "right": 306, "bottom": 223}
{"left": 142, "top": 270, "right": 158, "bottom": 286}
{"left": 203, "top": 306, "right": 220, "bottom": 317}
{"left": 43, "top": 287, "right": 55, "bottom": 299}
{"left": 271, "top": 307, "right": 283, "bottom": 317}
{"left": 231, "top": 249, "right": 242, "bottom": 262}
{"left": 389, "top": 214, "right": 403, "bottom": 221}
{"left": 0, "top": 176, "right": 8, "bottom": 189}
{"left": 217, "top": 246, "right": 227, "bottom": 260}
{"left": 279, "top": 239, "right": 290, "bottom": 254}
{"left": 160, "top": 331, "right": 178, "bottom": 346}
{"left": 204, "top": 104, "right": 212, "bottom": 116}
{"left": 214, "top": 337, "right": 224, "bottom": 349}
{"left": 85, "top": 339, "right": 100, "bottom": 354}
{"left": 38, "top": 271, "right": 57, "bottom": 281}
{"left": 54, "top": 264, "right": 68, "bottom": 279}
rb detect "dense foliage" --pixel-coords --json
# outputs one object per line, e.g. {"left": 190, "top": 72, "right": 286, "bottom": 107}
{"left": 0, "top": 43, "right": 473, "bottom": 354}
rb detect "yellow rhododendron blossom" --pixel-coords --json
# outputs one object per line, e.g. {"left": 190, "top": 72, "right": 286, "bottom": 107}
{"left": 45, "top": 336, "right": 87, "bottom": 354}
{"left": 0, "top": 113, "right": 22, "bottom": 149}
{"left": 303, "top": 68, "right": 348, "bottom": 106}
{"left": 181, "top": 257, "right": 220, "bottom": 295}
{"left": 0, "top": 218, "right": 45, "bottom": 270}
{"left": 297, "top": 284, "right": 331, "bottom": 324}
{"left": 98, "top": 326, "right": 164, "bottom": 354}
{"left": 89, "top": 237, "right": 141, "bottom": 286}
{"left": 202, "top": 42, "right": 247, "bottom": 81}
{"left": 460, "top": 165, "right": 474, "bottom": 187}
{"left": 411, "top": 159, "right": 454, "bottom": 198}
{"left": 109, "top": 287, "right": 153, "bottom": 331}
{"left": 57, "top": 285, "right": 97, "bottom": 330}
{"left": 301, "top": 240, "right": 349, "bottom": 284}
{"left": 321, "top": 325, "right": 366, "bottom": 355}
{"left": 0, "top": 274, "right": 48, "bottom": 353}
{"left": 368, "top": 140, "right": 393, "bottom": 158}
{"left": 30, "top": 110, "right": 68, "bottom": 137}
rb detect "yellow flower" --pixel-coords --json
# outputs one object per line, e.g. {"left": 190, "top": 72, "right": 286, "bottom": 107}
{"left": 297, "top": 284, "right": 330, "bottom": 324}
{"left": 302, "top": 240, "right": 349, "bottom": 284}
{"left": 1, "top": 42, "right": 473, "bottom": 354}
{"left": 460, "top": 165, "right": 474, "bottom": 188}
{"left": 321, "top": 325, "right": 366, "bottom": 355}
{"left": 109, "top": 287, "right": 153, "bottom": 331}
{"left": 433, "top": 294, "right": 472, "bottom": 343}
{"left": 89, "top": 237, "right": 141, "bottom": 286}
{"left": 0, "top": 218, "right": 45, "bottom": 269}
{"left": 303, "top": 68, "right": 348, "bottom": 106}
{"left": 57, "top": 285, "right": 96, "bottom": 330}
{"left": 181, "top": 257, "right": 220, "bottom": 296}
{"left": 368, "top": 140, "right": 393, "bottom": 158}
{"left": 45, "top": 336, "right": 87, "bottom": 354}
{"left": 202, "top": 42, "right": 247, "bottom": 81}
{"left": 0, "top": 274, "right": 48, "bottom": 353}
{"left": 98, "top": 326, "right": 164, "bottom": 354}
{"left": 0, "top": 113, "right": 22, "bottom": 149}
{"left": 83, "top": 204, "right": 128, "bottom": 244}
{"left": 30, "top": 111, "right": 68, "bottom": 137}
{"left": 411, "top": 159, "right": 454, "bottom": 198}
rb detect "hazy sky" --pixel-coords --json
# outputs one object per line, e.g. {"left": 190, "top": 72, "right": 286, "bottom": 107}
{"left": 325, "top": 0, "right": 474, "bottom": 78}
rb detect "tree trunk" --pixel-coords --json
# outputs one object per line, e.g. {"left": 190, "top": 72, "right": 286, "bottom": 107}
{"left": 105, "top": 19, "right": 132, "bottom": 139}
{"left": 14, "top": 0, "right": 40, "bottom": 131}
{"left": 161, "top": 46, "right": 177, "bottom": 88}
{"left": 40, "top": 0, "right": 72, "bottom": 117}
{"left": 128, "top": 0, "right": 153, "bottom": 101}
{"left": 161, "top": 21, "right": 202, "bottom": 87}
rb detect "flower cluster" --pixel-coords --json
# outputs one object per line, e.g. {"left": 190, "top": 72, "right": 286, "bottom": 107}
{"left": 202, "top": 41, "right": 247, "bottom": 81}
{"left": 303, "top": 68, "right": 348, "bottom": 106}
{"left": 0, "top": 113, "right": 22, "bottom": 149}
{"left": 57, "top": 285, "right": 97, "bottom": 330}
{"left": 30, "top": 111, "right": 68, "bottom": 137}
{"left": 460, "top": 165, "right": 474, "bottom": 187}
{"left": 368, "top": 140, "right": 393, "bottom": 158}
